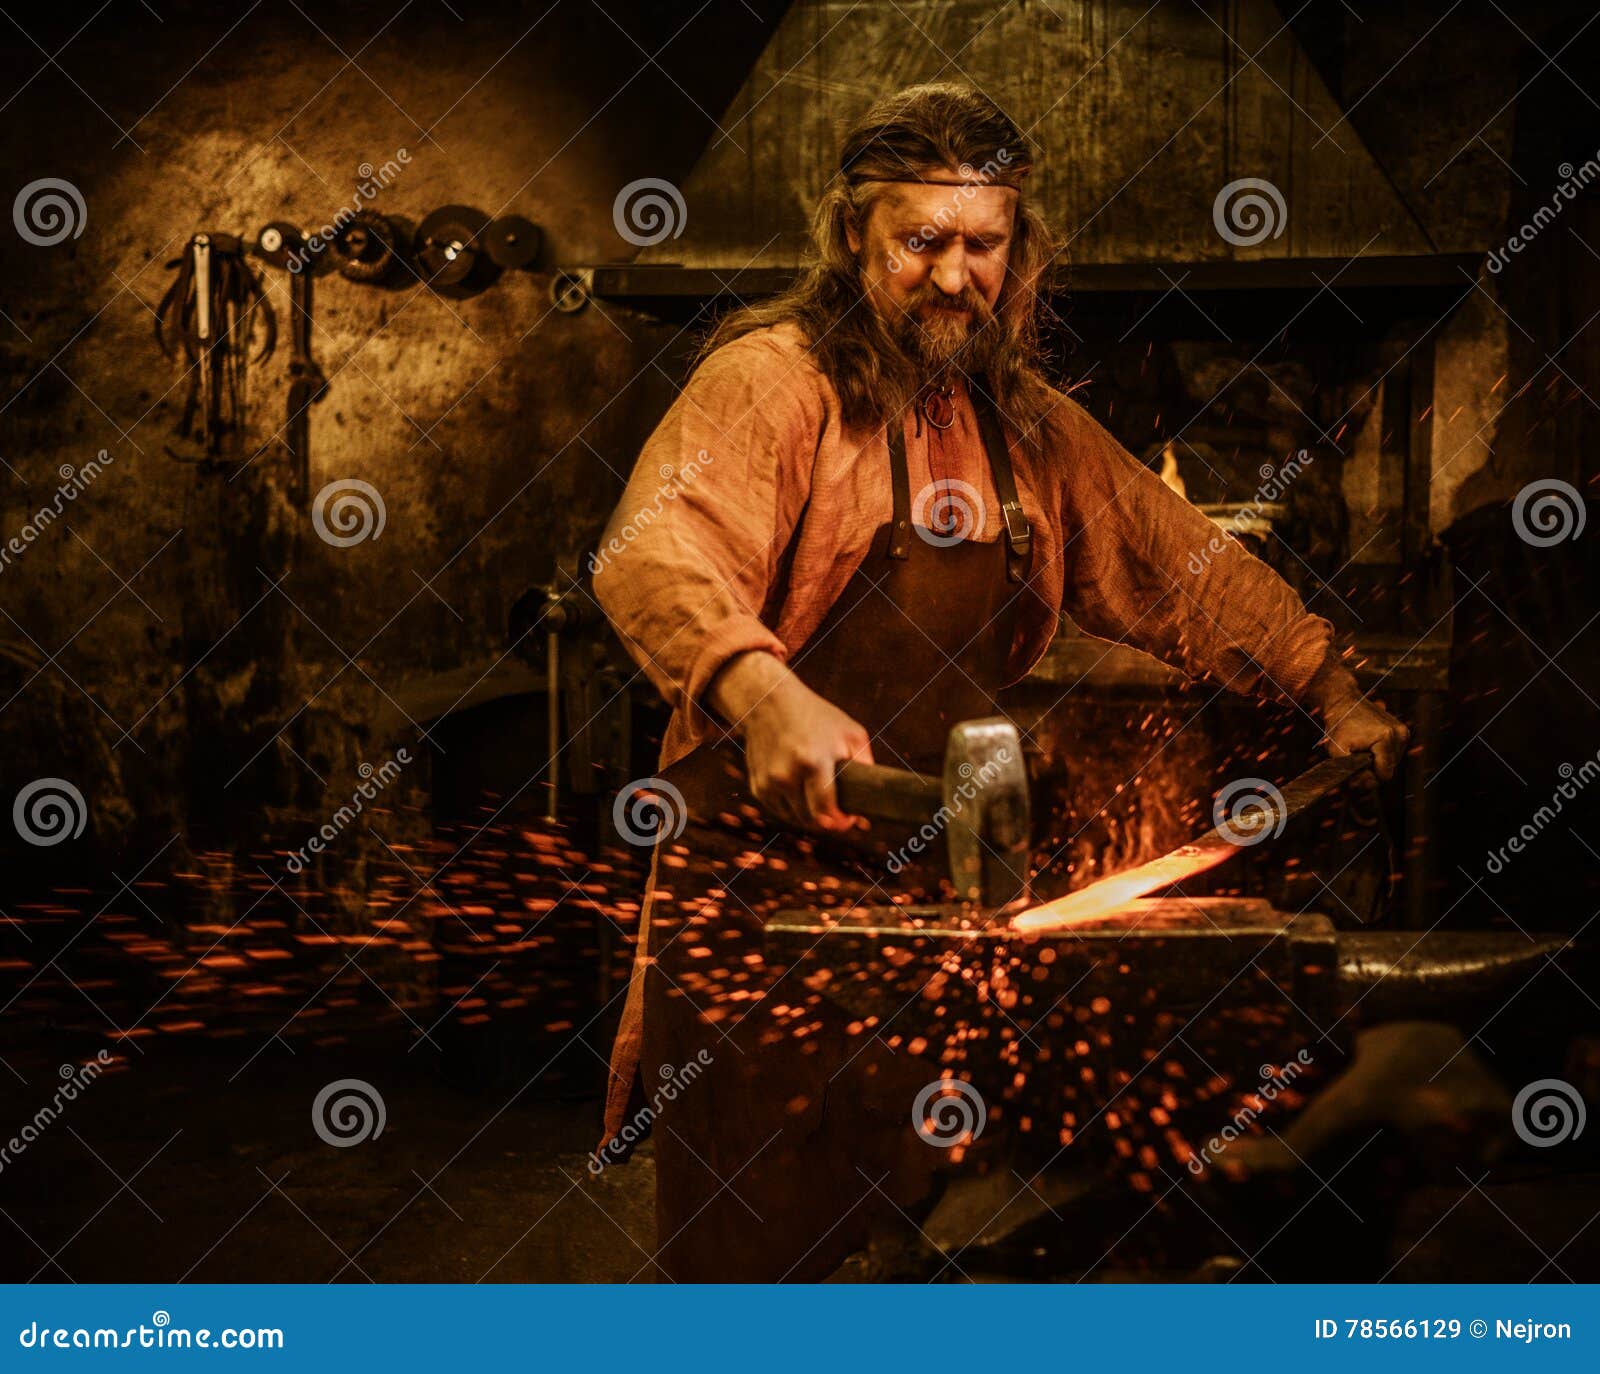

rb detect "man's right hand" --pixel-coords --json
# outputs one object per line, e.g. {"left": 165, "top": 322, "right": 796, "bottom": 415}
{"left": 707, "top": 651, "right": 874, "bottom": 831}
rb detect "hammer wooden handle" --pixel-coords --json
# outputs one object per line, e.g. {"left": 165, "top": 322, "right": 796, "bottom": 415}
{"left": 834, "top": 760, "right": 943, "bottom": 825}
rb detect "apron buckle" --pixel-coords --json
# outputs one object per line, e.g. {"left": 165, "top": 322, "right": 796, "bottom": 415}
{"left": 1001, "top": 499, "right": 1032, "bottom": 556}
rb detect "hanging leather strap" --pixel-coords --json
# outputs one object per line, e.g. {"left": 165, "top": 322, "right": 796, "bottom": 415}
{"left": 970, "top": 377, "right": 1033, "bottom": 584}
{"left": 155, "top": 233, "right": 277, "bottom": 462}
{"left": 887, "top": 410, "right": 911, "bottom": 560}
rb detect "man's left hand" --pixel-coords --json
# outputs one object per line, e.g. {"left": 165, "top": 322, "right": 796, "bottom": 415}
{"left": 1302, "top": 656, "right": 1411, "bottom": 782}
{"left": 1322, "top": 693, "right": 1411, "bottom": 781}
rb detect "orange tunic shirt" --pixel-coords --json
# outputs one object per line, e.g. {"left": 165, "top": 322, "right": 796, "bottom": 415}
{"left": 592, "top": 321, "right": 1333, "bottom": 763}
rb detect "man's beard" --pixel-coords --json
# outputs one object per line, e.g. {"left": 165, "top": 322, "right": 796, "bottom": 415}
{"left": 886, "top": 283, "right": 1002, "bottom": 382}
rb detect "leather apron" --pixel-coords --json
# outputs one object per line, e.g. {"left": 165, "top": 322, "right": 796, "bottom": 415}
{"left": 612, "top": 382, "right": 1039, "bottom": 1281}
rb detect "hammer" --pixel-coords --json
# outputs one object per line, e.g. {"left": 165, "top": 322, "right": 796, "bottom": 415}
{"left": 832, "top": 717, "right": 1030, "bottom": 908}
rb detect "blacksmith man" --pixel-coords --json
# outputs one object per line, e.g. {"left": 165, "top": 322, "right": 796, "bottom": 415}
{"left": 591, "top": 83, "right": 1408, "bottom": 1280}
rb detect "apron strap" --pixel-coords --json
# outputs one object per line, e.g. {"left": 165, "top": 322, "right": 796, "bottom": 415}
{"left": 887, "top": 410, "right": 911, "bottom": 560}
{"left": 970, "top": 378, "right": 1033, "bottom": 584}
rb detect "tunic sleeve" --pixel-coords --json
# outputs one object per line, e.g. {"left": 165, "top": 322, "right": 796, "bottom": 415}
{"left": 1050, "top": 395, "right": 1333, "bottom": 700}
{"left": 590, "top": 331, "right": 826, "bottom": 745}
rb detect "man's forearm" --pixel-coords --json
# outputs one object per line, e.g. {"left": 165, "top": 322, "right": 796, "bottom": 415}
{"left": 706, "top": 650, "right": 795, "bottom": 734}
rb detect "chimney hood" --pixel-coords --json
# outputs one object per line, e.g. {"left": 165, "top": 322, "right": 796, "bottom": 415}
{"left": 597, "top": 0, "right": 1456, "bottom": 297}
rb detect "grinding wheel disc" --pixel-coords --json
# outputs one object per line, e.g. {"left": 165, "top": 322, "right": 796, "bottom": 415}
{"left": 333, "top": 209, "right": 399, "bottom": 283}
{"left": 549, "top": 270, "right": 589, "bottom": 314}
{"left": 417, "top": 204, "right": 488, "bottom": 287}
{"left": 255, "top": 220, "right": 306, "bottom": 270}
{"left": 483, "top": 215, "right": 542, "bottom": 269}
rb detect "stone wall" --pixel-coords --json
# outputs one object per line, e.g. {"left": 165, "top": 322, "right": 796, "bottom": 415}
{"left": 0, "top": 0, "right": 784, "bottom": 887}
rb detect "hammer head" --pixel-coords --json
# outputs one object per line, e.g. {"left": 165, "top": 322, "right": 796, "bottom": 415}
{"left": 942, "top": 717, "right": 1030, "bottom": 907}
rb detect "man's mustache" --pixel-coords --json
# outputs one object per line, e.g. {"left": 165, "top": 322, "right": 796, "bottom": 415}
{"left": 906, "top": 286, "right": 991, "bottom": 317}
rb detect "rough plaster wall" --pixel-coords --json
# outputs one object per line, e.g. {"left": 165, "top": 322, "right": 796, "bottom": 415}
{"left": 1337, "top": 277, "right": 1512, "bottom": 555}
{"left": 1308, "top": 2, "right": 1516, "bottom": 538}
{"left": 1310, "top": 0, "right": 1599, "bottom": 531}
{"left": 0, "top": 1, "right": 764, "bottom": 883}
{"left": 1340, "top": 380, "right": 1388, "bottom": 562}
{"left": 1431, "top": 279, "right": 1511, "bottom": 533}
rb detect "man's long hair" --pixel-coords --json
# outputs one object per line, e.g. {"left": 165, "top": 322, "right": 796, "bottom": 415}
{"left": 696, "top": 82, "right": 1065, "bottom": 456}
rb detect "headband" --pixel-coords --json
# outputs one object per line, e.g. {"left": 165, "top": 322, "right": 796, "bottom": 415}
{"left": 844, "top": 173, "right": 1025, "bottom": 189}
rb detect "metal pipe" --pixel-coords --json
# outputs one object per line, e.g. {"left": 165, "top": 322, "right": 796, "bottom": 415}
{"left": 546, "top": 628, "right": 560, "bottom": 823}
{"left": 1403, "top": 690, "right": 1441, "bottom": 928}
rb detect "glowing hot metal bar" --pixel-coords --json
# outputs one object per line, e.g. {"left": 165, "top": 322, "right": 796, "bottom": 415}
{"left": 1011, "top": 750, "right": 1375, "bottom": 933}
{"left": 1011, "top": 841, "right": 1239, "bottom": 930}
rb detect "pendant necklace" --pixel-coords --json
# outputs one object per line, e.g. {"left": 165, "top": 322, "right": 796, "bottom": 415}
{"left": 920, "top": 382, "right": 957, "bottom": 431}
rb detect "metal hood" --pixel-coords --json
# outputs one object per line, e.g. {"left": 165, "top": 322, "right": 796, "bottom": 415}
{"left": 630, "top": 0, "right": 1436, "bottom": 272}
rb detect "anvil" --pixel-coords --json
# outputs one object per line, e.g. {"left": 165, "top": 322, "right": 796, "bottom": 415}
{"left": 763, "top": 897, "right": 1576, "bottom": 1037}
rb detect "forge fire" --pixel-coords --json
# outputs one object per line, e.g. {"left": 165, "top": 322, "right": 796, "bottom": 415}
{"left": 1, "top": 0, "right": 1598, "bottom": 1311}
